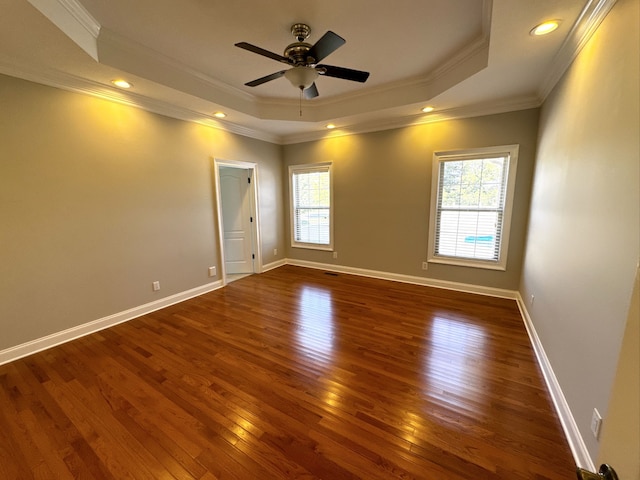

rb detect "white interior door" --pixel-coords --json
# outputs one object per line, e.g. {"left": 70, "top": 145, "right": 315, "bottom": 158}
{"left": 220, "top": 167, "right": 254, "bottom": 274}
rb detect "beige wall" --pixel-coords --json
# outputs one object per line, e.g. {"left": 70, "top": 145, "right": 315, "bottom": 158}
{"left": 283, "top": 109, "right": 540, "bottom": 290}
{"left": 521, "top": 0, "right": 639, "bottom": 465}
{"left": 0, "top": 74, "right": 284, "bottom": 351}
{"left": 597, "top": 267, "right": 639, "bottom": 479}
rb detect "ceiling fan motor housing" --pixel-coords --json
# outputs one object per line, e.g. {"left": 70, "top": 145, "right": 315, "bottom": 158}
{"left": 284, "top": 42, "right": 314, "bottom": 65}
{"left": 286, "top": 24, "right": 315, "bottom": 65}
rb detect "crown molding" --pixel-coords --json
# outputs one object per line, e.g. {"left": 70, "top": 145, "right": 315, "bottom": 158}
{"left": 96, "top": 28, "right": 259, "bottom": 114}
{"left": 56, "top": 0, "right": 100, "bottom": 37}
{"left": 280, "top": 94, "right": 541, "bottom": 145}
{"left": 26, "top": 0, "right": 100, "bottom": 60}
{"left": 0, "top": 53, "right": 539, "bottom": 147}
{"left": 290, "top": 34, "right": 490, "bottom": 116}
{"left": 0, "top": 57, "right": 282, "bottom": 144}
{"left": 539, "top": 0, "right": 618, "bottom": 100}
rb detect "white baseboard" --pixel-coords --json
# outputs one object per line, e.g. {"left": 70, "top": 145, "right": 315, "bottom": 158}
{"left": 0, "top": 280, "right": 223, "bottom": 366}
{"left": 262, "top": 258, "right": 287, "bottom": 272}
{"left": 285, "top": 258, "right": 517, "bottom": 299}
{"left": 515, "top": 293, "right": 595, "bottom": 471}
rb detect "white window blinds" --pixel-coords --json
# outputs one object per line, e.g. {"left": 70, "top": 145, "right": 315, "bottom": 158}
{"left": 428, "top": 145, "right": 518, "bottom": 270}
{"left": 290, "top": 164, "right": 332, "bottom": 249}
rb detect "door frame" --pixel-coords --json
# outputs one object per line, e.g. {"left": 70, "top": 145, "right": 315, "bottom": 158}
{"left": 214, "top": 158, "right": 262, "bottom": 285}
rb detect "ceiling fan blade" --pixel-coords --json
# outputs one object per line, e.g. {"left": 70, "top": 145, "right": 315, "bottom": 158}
{"left": 235, "top": 42, "right": 289, "bottom": 64}
{"left": 303, "top": 83, "right": 319, "bottom": 99}
{"left": 245, "top": 70, "right": 286, "bottom": 87}
{"left": 317, "top": 64, "right": 370, "bottom": 83}
{"left": 308, "top": 31, "right": 345, "bottom": 63}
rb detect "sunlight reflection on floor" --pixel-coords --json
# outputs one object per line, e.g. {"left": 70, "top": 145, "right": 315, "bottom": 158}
{"left": 423, "top": 315, "right": 488, "bottom": 403}
{"left": 295, "top": 286, "right": 335, "bottom": 359}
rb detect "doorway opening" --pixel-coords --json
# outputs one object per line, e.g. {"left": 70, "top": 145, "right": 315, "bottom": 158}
{"left": 214, "top": 159, "right": 262, "bottom": 285}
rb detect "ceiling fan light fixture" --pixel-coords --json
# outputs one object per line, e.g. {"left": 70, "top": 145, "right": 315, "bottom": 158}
{"left": 284, "top": 66, "right": 319, "bottom": 90}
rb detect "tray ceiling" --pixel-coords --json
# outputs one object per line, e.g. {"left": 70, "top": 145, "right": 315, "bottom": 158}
{"left": 0, "top": 0, "right": 608, "bottom": 143}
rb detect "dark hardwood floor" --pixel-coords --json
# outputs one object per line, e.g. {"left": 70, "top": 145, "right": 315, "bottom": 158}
{"left": 0, "top": 265, "right": 576, "bottom": 479}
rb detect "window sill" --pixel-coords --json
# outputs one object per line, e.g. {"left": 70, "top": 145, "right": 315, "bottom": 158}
{"left": 291, "top": 243, "right": 334, "bottom": 252}
{"left": 428, "top": 257, "right": 506, "bottom": 271}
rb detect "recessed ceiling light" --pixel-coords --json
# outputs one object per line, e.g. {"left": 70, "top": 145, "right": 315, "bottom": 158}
{"left": 422, "top": 106, "right": 435, "bottom": 113}
{"left": 530, "top": 20, "right": 561, "bottom": 36}
{"left": 111, "top": 79, "right": 132, "bottom": 89}
{"left": 213, "top": 112, "right": 227, "bottom": 118}
{"left": 326, "top": 123, "right": 336, "bottom": 129}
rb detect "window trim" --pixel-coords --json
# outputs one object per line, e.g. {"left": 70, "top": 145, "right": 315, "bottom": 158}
{"left": 427, "top": 145, "right": 519, "bottom": 271}
{"left": 289, "top": 162, "right": 334, "bottom": 251}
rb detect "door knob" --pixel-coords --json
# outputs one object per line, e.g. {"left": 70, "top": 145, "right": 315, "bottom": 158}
{"left": 576, "top": 464, "right": 619, "bottom": 480}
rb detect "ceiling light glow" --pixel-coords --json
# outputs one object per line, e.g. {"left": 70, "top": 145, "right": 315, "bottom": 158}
{"left": 530, "top": 20, "right": 560, "bottom": 36}
{"left": 422, "top": 106, "right": 435, "bottom": 113}
{"left": 213, "top": 112, "right": 227, "bottom": 118}
{"left": 326, "top": 124, "right": 336, "bottom": 129}
{"left": 111, "top": 79, "right": 132, "bottom": 89}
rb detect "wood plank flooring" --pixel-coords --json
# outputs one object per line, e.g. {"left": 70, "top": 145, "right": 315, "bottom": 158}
{"left": 0, "top": 265, "right": 576, "bottom": 479}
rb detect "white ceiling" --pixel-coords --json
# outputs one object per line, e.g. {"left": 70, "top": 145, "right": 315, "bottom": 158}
{"left": 0, "top": 0, "right": 608, "bottom": 144}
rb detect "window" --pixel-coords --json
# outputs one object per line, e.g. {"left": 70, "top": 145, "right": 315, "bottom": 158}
{"left": 428, "top": 145, "right": 519, "bottom": 270}
{"left": 289, "top": 163, "right": 333, "bottom": 250}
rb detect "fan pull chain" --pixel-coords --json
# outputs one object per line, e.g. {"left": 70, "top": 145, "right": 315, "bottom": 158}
{"left": 299, "top": 88, "right": 303, "bottom": 117}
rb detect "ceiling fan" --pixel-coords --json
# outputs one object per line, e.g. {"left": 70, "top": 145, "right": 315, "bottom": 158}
{"left": 235, "top": 23, "right": 370, "bottom": 99}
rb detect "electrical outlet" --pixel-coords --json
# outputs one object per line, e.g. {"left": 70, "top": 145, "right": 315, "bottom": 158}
{"left": 333, "top": 251, "right": 338, "bottom": 259}
{"left": 591, "top": 408, "right": 602, "bottom": 439}
{"left": 152, "top": 281, "right": 160, "bottom": 291}
{"left": 208, "top": 266, "right": 216, "bottom": 277}
{"left": 273, "top": 248, "right": 278, "bottom": 256}
{"left": 422, "top": 262, "right": 428, "bottom": 270}
{"left": 530, "top": 294, "right": 535, "bottom": 305}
